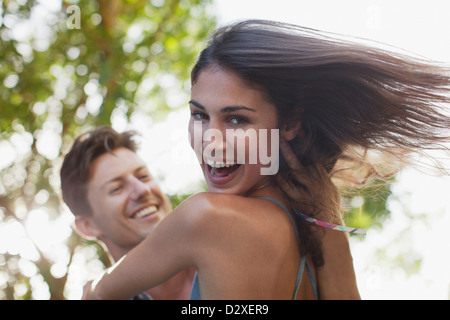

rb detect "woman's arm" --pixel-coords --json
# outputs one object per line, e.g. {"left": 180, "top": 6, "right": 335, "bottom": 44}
{"left": 86, "top": 194, "right": 209, "bottom": 300}
{"left": 315, "top": 229, "right": 360, "bottom": 299}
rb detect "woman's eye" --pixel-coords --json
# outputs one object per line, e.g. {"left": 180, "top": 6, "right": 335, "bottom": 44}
{"left": 191, "top": 112, "right": 208, "bottom": 120}
{"left": 229, "top": 116, "right": 248, "bottom": 125}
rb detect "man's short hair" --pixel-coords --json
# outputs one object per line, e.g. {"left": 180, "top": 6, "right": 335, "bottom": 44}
{"left": 60, "top": 126, "right": 139, "bottom": 216}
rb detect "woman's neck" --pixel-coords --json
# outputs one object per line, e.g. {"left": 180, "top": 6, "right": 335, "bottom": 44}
{"left": 245, "top": 178, "right": 282, "bottom": 198}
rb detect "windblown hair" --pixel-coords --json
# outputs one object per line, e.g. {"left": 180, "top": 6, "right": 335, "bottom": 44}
{"left": 192, "top": 19, "right": 450, "bottom": 265}
{"left": 60, "top": 126, "right": 139, "bottom": 216}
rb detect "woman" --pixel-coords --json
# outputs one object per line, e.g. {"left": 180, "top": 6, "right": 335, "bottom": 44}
{"left": 86, "top": 20, "right": 450, "bottom": 300}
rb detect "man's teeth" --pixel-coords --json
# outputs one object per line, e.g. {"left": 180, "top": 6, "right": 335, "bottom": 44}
{"left": 135, "top": 206, "right": 157, "bottom": 219}
{"left": 206, "top": 160, "right": 236, "bottom": 168}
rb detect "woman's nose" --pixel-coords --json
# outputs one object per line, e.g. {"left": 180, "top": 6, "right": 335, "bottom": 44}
{"left": 203, "top": 129, "right": 228, "bottom": 161}
{"left": 203, "top": 119, "right": 228, "bottom": 153}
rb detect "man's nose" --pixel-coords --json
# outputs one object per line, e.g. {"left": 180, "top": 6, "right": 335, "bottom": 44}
{"left": 129, "top": 177, "right": 150, "bottom": 200}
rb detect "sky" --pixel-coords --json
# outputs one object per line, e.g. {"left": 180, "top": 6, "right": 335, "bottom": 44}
{"left": 135, "top": 0, "right": 450, "bottom": 299}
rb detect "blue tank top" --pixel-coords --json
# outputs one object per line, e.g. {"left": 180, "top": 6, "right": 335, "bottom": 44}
{"left": 190, "top": 196, "right": 318, "bottom": 300}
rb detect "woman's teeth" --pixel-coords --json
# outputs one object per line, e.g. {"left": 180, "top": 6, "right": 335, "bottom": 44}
{"left": 206, "top": 160, "right": 240, "bottom": 176}
{"left": 135, "top": 206, "right": 157, "bottom": 219}
{"left": 206, "top": 160, "right": 236, "bottom": 168}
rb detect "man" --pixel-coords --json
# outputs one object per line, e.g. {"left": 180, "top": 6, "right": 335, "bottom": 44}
{"left": 60, "top": 126, "right": 195, "bottom": 299}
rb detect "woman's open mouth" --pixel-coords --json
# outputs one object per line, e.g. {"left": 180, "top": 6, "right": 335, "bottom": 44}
{"left": 205, "top": 160, "right": 241, "bottom": 185}
{"left": 208, "top": 161, "right": 240, "bottom": 176}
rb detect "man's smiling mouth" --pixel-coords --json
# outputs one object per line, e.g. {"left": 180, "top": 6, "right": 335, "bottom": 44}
{"left": 133, "top": 205, "right": 158, "bottom": 219}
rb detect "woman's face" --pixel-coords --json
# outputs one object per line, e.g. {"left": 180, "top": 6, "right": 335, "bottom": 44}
{"left": 189, "top": 67, "right": 279, "bottom": 195}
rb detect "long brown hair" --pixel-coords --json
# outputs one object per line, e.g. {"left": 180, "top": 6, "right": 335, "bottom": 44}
{"left": 192, "top": 19, "right": 450, "bottom": 265}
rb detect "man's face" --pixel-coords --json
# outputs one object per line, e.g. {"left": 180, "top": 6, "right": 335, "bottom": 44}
{"left": 83, "top": 147, "right": 171, "bottom": 257}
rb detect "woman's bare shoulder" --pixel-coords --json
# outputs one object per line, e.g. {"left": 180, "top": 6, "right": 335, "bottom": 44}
{"left": 177, "top": 192, "right": 250, "bottom": 218}
{"left": 178, "top": 193, "right": 292, "bottom": 245}
{"left": 174, "top": 193, "right": 272, "bottom": 238}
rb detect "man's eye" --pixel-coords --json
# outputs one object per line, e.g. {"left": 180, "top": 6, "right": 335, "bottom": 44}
{"left": 139, "top": 174, "right": 150, "bottom": 181}
{"left": 109, "top": 186, "right": 122, "bottom": 194}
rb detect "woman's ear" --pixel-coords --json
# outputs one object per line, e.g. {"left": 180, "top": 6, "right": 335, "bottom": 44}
{"left": 74, "top": 215, "right": 102, "bottom": 239}
{"left": 281, "top": 120, "right": 302, "bottom": 141}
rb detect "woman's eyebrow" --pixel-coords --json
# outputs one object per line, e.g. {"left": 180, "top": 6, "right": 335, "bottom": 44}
{"left": 221, "top": 105, "right": 255, "bottom": 113}
{"left": 189, "top": 100, "right": 205, "bottom": 110}
{"left": 189, "top": 100, "right": 255, "bottom": 113}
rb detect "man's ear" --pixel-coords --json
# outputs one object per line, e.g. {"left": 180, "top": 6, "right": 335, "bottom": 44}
{"left": 281, "top": 120, "right": 302, "bottom": 141}
{"left": 74, "top": 215, "right": 102, "bottom": 239}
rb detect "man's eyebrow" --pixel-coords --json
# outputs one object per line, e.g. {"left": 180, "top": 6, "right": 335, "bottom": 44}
{"left": 101, "top": 176, "right": 121, "bottom": 189}
{"left": 100, "top": 166, "right": 148, "bottom": 189}
{"left": 189, "top": 100, "right": 255, "bottom": 113}
{"left": 134, "top": 166, "right": 151, "bottom": 176}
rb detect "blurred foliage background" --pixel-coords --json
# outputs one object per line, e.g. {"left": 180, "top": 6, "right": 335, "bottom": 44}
{"left": 0, "top": 0, "right": 392, "bottom": 299}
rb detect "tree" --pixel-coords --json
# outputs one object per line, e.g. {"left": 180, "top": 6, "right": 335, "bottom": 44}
{"left": 0, "top": 0, "right": 215, "bottom": 300}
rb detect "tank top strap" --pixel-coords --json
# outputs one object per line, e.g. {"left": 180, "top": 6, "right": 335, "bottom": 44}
{"left": 257, "top": 196, "right": 318, "bottom": 300}
{"left": 190, "top": 272, "right": 200, "bottom": 300}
